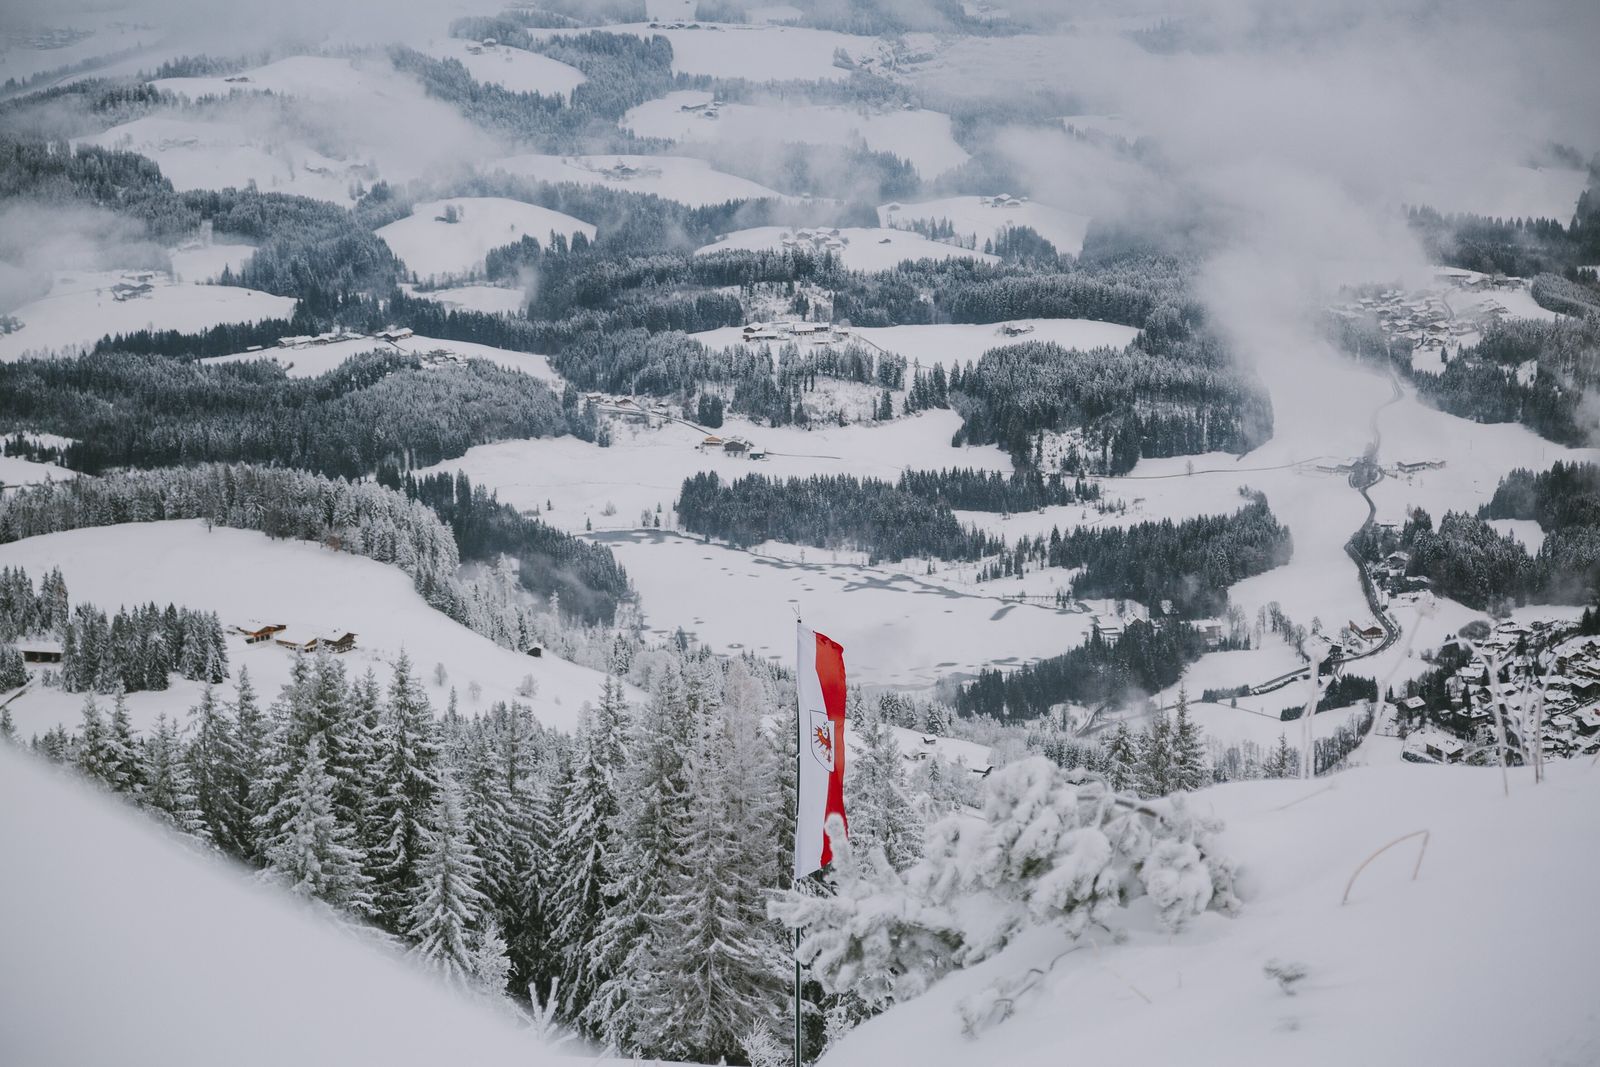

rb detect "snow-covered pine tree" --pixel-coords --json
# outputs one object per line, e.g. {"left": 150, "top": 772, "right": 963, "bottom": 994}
{"left": 107, "top": 690, "right": 143, "bottom": 797}
{"left": 0, "top": 705, "right": 15, "bottom": 743}
{"left": 469, "top": 917, "right": 513, "bottom": 997}
{"left": 142, "top": 712, "right": 210, "bottom": 841}
{"left": 405, "top": 776, "right": 488, "bottom": 988}
{"left": 630, "top": 658, "right": 786, "bottom": 1062}
{"left": 1171, "top": 688, "right": 1210, "bottom": 792}
{"left": 229, "top": 667, "right": 272, "bottom": 864}
{"left": 73, "top": 694, "right": 118, "bottom": 789}
{"left": 1104, "top": 720, "right": 1138, "bottom": 792}
{"left": 582, "top": 663, "right": 693, "bottom": 1051}
{"left": 550, "top": 674, "right": 628, "bottom": 1012}
{"left": 262, "top": 735, "right": 373, "bottom": 914}
{"left": 369, "top": 651, "right": 442, "bottom": 931}
{"left": 185, "top": 685, "right": 238, "bottom": 851}
{"left": 0, "top": 642, "right": 26, "bottom": 690}
{"left": 846, "top": 692, "right": 924, "bottom": 871}
{"left": 1135, "top": 711, "right": 1175, "bottom": 798}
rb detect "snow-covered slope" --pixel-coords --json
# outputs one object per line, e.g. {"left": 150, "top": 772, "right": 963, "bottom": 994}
{"left": 819, "top": 763, "right": 1600, "bottom": 1067}
{"left": 0, "top": 270, "right": 294, "bottom": 362}
{"left": 204, "top": 333, "right": 559, "bottom": 383}
{"left": 0, "top": 522, "right": 617, "bottom": 736}
{"left": 417, "top": 39, "right": 586, "bottom": 97}
{"left": 879, "top": 196, "right": 1092, "bottom": 256}
{"left": 698, "top": 227, "right": 997, "bottom": 270}
{"left": 378, "top": 198, "right": 596, "bottom": 280}
{"left": 624, "top": 91, "right": 971, "bottom": 178}
{"left": 529, "top": 23, "right": 875, "bottom": 81}
{"left": 486, "top": 153, "right": 788, "bottom": 207}
{"left": 0, "top": 747, "right": 554, "bottom": 1067}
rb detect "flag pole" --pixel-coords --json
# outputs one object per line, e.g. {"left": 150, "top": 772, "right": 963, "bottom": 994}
{"left": 793, "top": 607, "right": 804, "bottom": 1067}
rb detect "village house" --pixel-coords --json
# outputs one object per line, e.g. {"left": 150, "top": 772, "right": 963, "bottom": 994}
{"left": 17, "top": 638, "right": 63, "bottom": 664}
{"left": 235, "top": 621, "right": 287, "bottom": 645}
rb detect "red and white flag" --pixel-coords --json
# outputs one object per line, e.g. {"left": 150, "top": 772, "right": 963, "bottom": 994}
{"left": 795, "top": 622, "right": 848, "bottom": 880}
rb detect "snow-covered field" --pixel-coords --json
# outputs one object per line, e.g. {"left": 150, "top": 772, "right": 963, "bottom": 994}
{"left": 0, "top": 748, "right": 556, "bottom": 1067}
{"left": 205, "top": 334, "right": 560, "bottom": 384}
{"left": 402, "top": 284, "right": 528, "bottom": 315}
{"left": 93, "top": 57, "right": 491, "bottom": 206}
{"left": 820, "top": 761, "right": 1600, "bottom": 1067}
{"left": 77, "top": 115, "right": 370, "bottom": 204}
{"left": 0, "top": 522, "right": 618, "bottom": 737}
{"left": 0, "top": 453, "right": 75, "bottom": 487}
{"left": 151, "top": 55, "right": 409, "bottom": 101}
{"left": 417, "top": 38, "right": 585, "bottom": 97}
{"left": 531, "top": 23, "right": 876, "bottom": 81}
{"left": 486, "top": 153, "right": 788, "bottom": 206}
{"left": 168, "top": 242, "right": 257, "bottom": 283}
{"left": 593, "top": 529, "right": 1096, "bottom": 687}
{"left": 623, "top": 91, "right": 970, "bottom": 177}
{"left": 0, "top": 270, "right": 294, "bottom": 362}
{"left": 377, "top": 198, "right": 596, "bottom": 280}
{"left": 689, "top": 318, "right": 1141, "bottom": 377}
{"left": 880, "top": 196, "right": 1092, "bottom": 256}
{"left": 414, "top": 411, "right": 1038, "bottom": 686}
{"left": 698, "top": 227, "right": 997, "bottom": 271}
{"left": 1486, "top": 517, "right": 1546, "bottom": 554}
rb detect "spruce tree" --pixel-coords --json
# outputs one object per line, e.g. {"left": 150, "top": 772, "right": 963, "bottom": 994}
{"left": 550, "top": 674, "right": 628, "bottom": 1012}
{"left": 1104, "top": 720, "right": 1137, "bottom": 792}
{"left": 1171, "top": 689, "right": 1210, "bottom": 792}
{"left": 229, "top": 667, "right": 271, "bottom": 864}
{"left": 406, "top": 777, "right": 488, "bottom": 989}
{"left": 186, "top": 685, "right": 238, "bottom": 851}
{"left": 1135, "top": 712, "right": 1174, "bottom": 798}
{"left": 583, "top": 665, "right": 691, "bottom": 1051}
{"left": 142, "top": 713, "right": 210, "bottom": 841}
{"left": 846, "top": 693, "right": 923, "bottom": 870}
{"left": 0, "top": 705, "right": 15, "bottom": 744}
{"left": 369, "top": 651, "right": 441, "bottom": 931}
{"left": 0, "top": 642, "right": 26, "bottom": 690}
{"left": 262, "top": 735, "right": 373, "bottom": 914}
{"left": 74, "top": 694, "right": 118, "bottom": 788}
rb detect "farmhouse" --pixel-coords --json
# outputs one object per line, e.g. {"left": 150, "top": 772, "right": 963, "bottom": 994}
{"left": 274, "top": 630, "right": 358, "bottom": 655}
{"left": 17, "top": 639, "right": 63, "bottom": 664}
{"left": 235, "top": 621, "right": 286, "bottom": 644}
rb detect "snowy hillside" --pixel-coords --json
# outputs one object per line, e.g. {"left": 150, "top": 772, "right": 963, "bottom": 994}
{"left": 486, "top": 153, "right": 789, "bottom": 206}
{"left": 0, "top": 270, "right": 294, "bottom": 362}
{"left": 0, "top": 522, "right": 621, "bottom": 736}
{"left": 879, "top": 196, "right": 1092, "bottom": 256}
{"left": 818, "top": 764, "right": 1600, "bottom": 1067}
{"left": 378, "top": 198, "right": 596, "bottom": 280}
{"left": 698, "top": 227, "right": 997, "bottom": 270}
{"left": 0, "top": 747, "right": 556, "bottom": 1067}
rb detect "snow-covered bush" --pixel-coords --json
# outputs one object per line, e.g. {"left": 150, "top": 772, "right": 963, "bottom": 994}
{"left": 771, "top": 757, "right": 1237, "bottom": 1017}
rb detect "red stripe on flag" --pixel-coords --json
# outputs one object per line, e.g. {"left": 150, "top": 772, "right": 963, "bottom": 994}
{"left": 815, "top": 630, "right": 848, "bottom": 867}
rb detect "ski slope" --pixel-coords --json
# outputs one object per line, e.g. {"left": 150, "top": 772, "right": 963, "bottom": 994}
{"left": 378, "top": 198, "right": 596, "bottom": 280}
{"left": 0, "top": 522, "right": 618, "bottom": 737}
{"left": 486, "top": 153, "right": 788, "bottom": 207}
{"left": 0, "top": 748, "right": 557, "bottom": 1067}
{"left": 817, "top": 762, "right": 1600, "bottom": 1067}
{"left": 0, "top": 270, "right": 294, "bottom": 362}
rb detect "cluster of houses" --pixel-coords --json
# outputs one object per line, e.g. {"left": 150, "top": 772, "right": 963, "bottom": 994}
{"left": 596, "top": 159, "right": 662, "bottom": 182}
{"left": 1402, "top": 620, "right": 1600, "bottom": 763}
{"left": 259, "top": 326, "right": 413, "bottom": 351}
{"left": 678, "top": 98, "right": 722, "bottom": 119}
{"left": 698, "top": 434, "right": 766, "bottom": 460}
{"left": 465, "top": 37, "right": 498, "bottom": 54}
{"left": 979, "top": 193, "right": 1029, "bottom": 209}
{"left": 111, "top": 275, "right": 157, "bottom": 302}
{"left": 1371, "top": 548, "right": 1435, "bottom": 598}
{"left": 739, "top": 320, "right": 849, "bottom": 344}
{"left": 235, "top": 621, "right": 357, "bottom": 656}
{"left": 780, "top": 228, "right": 850, "bottom": 255}
{"left": 1328, "top": 278, "right": 1519, "bottom": 363}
